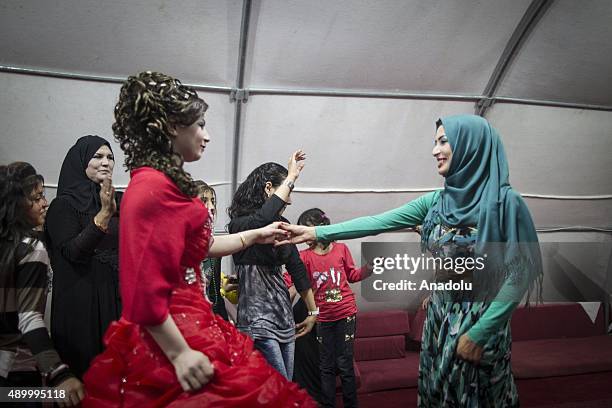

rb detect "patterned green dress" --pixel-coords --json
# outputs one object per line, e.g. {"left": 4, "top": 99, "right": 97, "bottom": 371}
{"left": 418, "top": 223, "right": 519, "bottom": 407}
{"left": 313, "top": 188, "right": 536, "bottom": 407}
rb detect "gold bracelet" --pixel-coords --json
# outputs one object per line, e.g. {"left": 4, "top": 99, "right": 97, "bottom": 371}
{"left": 239, "top": 233, "right": 247, "bottom": 248}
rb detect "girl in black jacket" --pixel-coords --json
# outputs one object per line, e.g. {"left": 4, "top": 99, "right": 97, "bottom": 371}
{"left": 227, "top": 151, "right": 317, "bottom": 380}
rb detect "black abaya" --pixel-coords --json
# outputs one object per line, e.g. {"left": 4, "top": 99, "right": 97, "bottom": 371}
{"left": 45, "top": 136, "right": 121, "bottom": 378}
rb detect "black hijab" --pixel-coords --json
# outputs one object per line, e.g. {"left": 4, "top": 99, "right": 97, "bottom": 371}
{"left": 57, "top": 135, "right": 112, "bottom": 214}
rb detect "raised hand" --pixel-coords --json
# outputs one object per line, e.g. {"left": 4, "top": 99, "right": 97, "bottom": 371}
{"left": 94, "top": 177, "right": 116, "bottom": 232}
{"left": 99, "top": 177, "right": 117, "bottom": 215}
{"left": 287, "top": 149, "right": 306, "bottom": 181}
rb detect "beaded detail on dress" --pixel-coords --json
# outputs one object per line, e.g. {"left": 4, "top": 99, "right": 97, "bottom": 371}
{"left": 184, "top": 267, "right": 197, "bottom": 285}
{"left": 423, "top": 220, "right": 478, "bottom": 281}
{"left": 424, "top": 222, "right": 478, "bottom": 259}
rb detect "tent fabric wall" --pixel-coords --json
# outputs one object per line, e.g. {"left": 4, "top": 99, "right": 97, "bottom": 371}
{"left": 240, "top": 96, "right": 473, "bottom": 188}
{"left": 498, "top": 0, "right": 612, "bottom": 106}
{"left": 0, "top": 0, "right": 242, "bottom": 85}
{"left": 1, "top": 0, "right": 611, "bottom": 313}
{"left": 486, "top": 104, "right": 612, "bottom": 196}
{"left": 245, "top": 0, "right": 532, "bottom": 93}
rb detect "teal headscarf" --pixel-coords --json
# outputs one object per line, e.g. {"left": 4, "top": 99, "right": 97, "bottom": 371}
{"left": 422, "top": 114, "right": 542, "bottom": 302}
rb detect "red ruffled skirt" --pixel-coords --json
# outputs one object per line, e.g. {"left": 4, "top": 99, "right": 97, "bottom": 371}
{"left": 83, "top": 282, "right": 316, "bottom": 407}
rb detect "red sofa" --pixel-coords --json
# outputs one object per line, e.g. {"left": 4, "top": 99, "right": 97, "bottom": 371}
{"left": 353, "top": 310, "right": 419, "bottom": 394}
{"left": 511, "top": 303, "right": 612, "bottom": 378}
{"left": 352, "top": 304, "right": 612, "bottom": 407}
{"left": 510, "top": 303, "right": 612, "bottom": 407}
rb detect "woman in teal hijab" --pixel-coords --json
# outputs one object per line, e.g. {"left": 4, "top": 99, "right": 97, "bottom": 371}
{"left": 281, "top": 114, "right": 542, "bottom": 407}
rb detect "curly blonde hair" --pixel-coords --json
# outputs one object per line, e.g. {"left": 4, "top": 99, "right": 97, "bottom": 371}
{"left": 113, "top": 71, "right": 208, "bottom": 196}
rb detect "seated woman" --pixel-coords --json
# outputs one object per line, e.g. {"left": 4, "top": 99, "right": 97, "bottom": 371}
{"left": 0, "top": 162, "right": 84, "bottom": 407}
{"left": 45, "top": 135, "right": 121, "bottom": 378}
{"left": 82, "top": 71, "right": 316, "bottom": 407}
{"left": 281, "top": 114, "right": 542, "bottom": 407}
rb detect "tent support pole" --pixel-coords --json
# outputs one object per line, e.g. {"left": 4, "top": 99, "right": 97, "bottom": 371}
{"left": 476, "top": 0, "right": 554, "bottom": 116}
{"left": 230, "top": 0, "right": 252, "bottom": 196}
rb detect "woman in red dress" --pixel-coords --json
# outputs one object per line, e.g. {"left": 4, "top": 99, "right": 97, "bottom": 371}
{"left": 82, "top": 71, "right": 316, "bottom": 407}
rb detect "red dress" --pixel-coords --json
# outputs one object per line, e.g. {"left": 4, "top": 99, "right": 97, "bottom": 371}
{"left": 83, "top": 167, "right": 315, "bottom": 407}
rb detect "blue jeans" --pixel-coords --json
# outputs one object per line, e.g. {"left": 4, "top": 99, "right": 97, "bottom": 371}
{"left": 254, "top": 338, "right": 295, "bottom": 380}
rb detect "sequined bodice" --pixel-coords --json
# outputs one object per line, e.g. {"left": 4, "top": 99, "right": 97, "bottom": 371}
{"left": 182, "top": 210, "right": 213, "bottom": 268}
{"left": 424, "top": 223, "right": 478, "bottom": 259}
{"left": 182, "top": 207, "right": 214, "bottom": 299}
{"left": 423, "top": 222, "right": 479, "bottom": 283}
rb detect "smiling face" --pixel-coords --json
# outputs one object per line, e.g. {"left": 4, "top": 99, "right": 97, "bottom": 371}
{"left": 85, "top": 144, "right": 115, "bottom": 184}
{"left": 171, "top": 116, "right": 210, "bottom": 162}
{"left": 432, "top": 125, "right": 453, "bottom": 177}
{"left": 23, "top": 182, "right": 48, "bottom": 228}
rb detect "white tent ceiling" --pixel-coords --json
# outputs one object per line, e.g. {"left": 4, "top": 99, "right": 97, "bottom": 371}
{"left": 245, "top": 0, "right": 532, "bottom": 93}
{"left": 0, "top": 0, "right": 243, "bottom": 85}
{"left": 1, "top": 0, "right": 611, "bottom": 237}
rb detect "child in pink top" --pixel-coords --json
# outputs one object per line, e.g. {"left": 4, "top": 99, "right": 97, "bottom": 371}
{"left": 298, "top": 208, "right": 372, "bottom": 408}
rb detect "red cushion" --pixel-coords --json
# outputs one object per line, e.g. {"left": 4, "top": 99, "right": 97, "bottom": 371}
{"left": 408, "top": 308, "right": 426, "bottom": 342}
{"left": 511, "top": 303, "right": 605, "bottom": 341}
{"left": 356, "top": 353, "right": 420, "bottom": 393}
{"left": 356, "top": 310, "right": 410, "bottom": 338}
{"left": 512, "top": 335, "right": 612, "bottom": 379}
{"left": 355, "top": 335, "right": 406, "bottom": 361}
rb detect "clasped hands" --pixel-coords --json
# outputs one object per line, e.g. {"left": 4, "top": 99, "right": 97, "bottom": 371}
{"left": 256, "top": 222, "right": 316, "bottom": 246}
{"left": 273, "top": 223, "right": 316, "bottom": 246}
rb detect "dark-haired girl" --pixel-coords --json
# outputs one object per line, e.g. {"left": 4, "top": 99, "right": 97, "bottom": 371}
{"left": 194, "top": 180, "right": 229, "bottom": 321}
{"left": 297, "top": 208, "right": 372, "bottom": 408}
{"left": 82, "top": 71, "right": 316, "bottom": 407}
{"left": 0, "top": 162, "right": 84, "bottom": 406}
{"left": 228, "top": 153, "right": 318, "bottom": 380}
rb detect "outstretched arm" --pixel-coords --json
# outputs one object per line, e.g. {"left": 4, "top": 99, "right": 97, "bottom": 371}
{"left": 342, "top": 244, "right": 373, "bottom": 283}
{"left": 208, "top": 222, "right": 288, "bottom": 257}
{"left": 279, "top": 190, "right": 441, "bottom": 245}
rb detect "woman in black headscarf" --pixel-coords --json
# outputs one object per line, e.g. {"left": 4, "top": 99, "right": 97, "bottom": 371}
{"left": 45, "top": 135, "right": 121, "bottom": 378}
